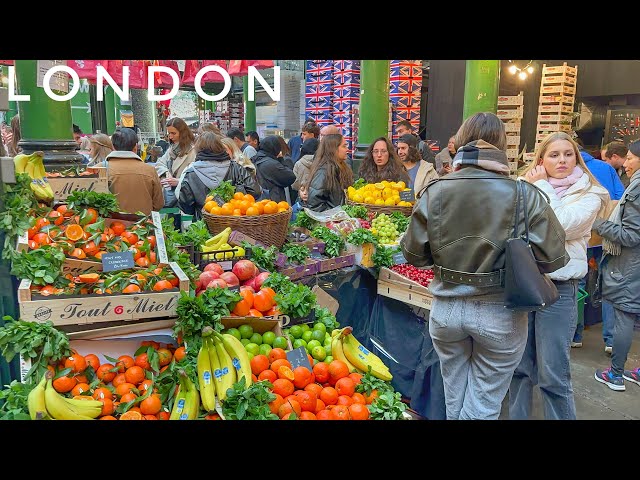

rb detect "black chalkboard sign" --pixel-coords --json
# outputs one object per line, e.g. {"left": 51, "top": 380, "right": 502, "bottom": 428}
{"left": 214, "top": 194, "right": 226, "bottom": 206}
{"left": 392, "top": 251, "right": 407, "bottom": 265}
{"left": 399, "top": 189, "right": 415, "bottom": 201}
{"left": 102, "top": 251, "right": 135, "bottom": 272}
{"left": 286, "top": 346, "right": 313, "bottom": 371}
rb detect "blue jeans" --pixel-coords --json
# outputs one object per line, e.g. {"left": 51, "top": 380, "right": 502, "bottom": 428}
{"left": 429, "top": 293, "right": 528, "bottom": 420}
{"left": 509, "top": 279, "right": 578, "bottom": 420}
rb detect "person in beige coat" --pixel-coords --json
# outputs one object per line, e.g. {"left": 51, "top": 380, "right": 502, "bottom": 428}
{"left": 397, "top": 134, "right": 438, "bottom": 198}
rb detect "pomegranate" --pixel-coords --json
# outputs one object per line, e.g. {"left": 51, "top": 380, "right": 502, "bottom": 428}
{"left": 254, "top": 271, "right": 271, "bottom": 290}
{"left": 242, "top": 277, "right": 257, "bottom": 290}
{"left": 204, "top": 263, "right": 224, "bottom": 275}
{"left": 220, "top": 272, "right": 240, "bottom": 287}
{"left": 207, "top": 278, "right": 228, "bottom": 289}
{"left": 199, "top": 271, "right": 220, "bottom": 288}
{"left": 232, "top": 259, "right": 258, "bottom": 281}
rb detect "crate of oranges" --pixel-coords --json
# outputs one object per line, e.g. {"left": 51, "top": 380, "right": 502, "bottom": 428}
{"left": 202, "top": 192, "right": 292, "bottom": 248}
{"left": 346, "top": 181, "right": 415, "bottom": 216}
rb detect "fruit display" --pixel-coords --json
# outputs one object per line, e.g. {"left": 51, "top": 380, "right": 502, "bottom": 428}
{"left": 371, "top": 214, "right": 400, "bottom": 244}
{"left": 331, "top": 327, "right": 392, "bottom": 381}
{"left": 347, "top": 181, "right": 414, "bottom": 207}
{"left": 204, "top": 191, "right": 290, "bottom": 217}
{"left": 199, "top": 227, "right": 245, "bottom": 258}
{"left": 14, "top": 151, "right": 54, "bottom": 202}
{"left": 390, "top": 264, "right": 435, "bottom": 288}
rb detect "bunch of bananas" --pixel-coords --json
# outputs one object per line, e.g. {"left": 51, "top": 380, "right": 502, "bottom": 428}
{"left": 14, "top": 151, "right": 54, "bottom": 202}
{"left": 200, "top": 227, "right": 245, "bottom": 259}
{"left": 170, "top": 370, "right": 201, "bottom": 420}
{"left": 331, "top": 327, "right": 393, "bottom": 381}
{"left": 198, "top": 327, "right": 253, "bottom": 413}
{"left": 28, "top": 374, "right": 103, "bottom": 420}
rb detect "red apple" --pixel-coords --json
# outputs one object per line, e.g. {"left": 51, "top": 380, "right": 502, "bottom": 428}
{"left": 232, "top": 260, "right": 258, "bottom": 281}
{"left": 204, "top": 263, "right": 224, "bottom": 275}
{"left": 207, "top": 278, "right": 228, "bottom": 289}
{"left": 199, "top": 271, "right": 220, "bottom": 288}
{"left": 254, "top": 271, "right": 271, "bottom": 290}
{"left": 220, "top": 272, "right": 240, "bottom": 287}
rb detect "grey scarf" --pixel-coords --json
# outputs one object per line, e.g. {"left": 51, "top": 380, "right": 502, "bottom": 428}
{"left": 603, "top": 169, "right": 640, "bottom": 256}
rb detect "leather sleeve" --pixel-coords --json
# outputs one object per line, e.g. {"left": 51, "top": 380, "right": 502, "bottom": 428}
{"left": 400, "top": 190, "right": 434, "bottom": 267}
{"left": 523, "top": 183, "right": 569, "bottom": 273}
{"left": 306, "top": 168, "right": 330, "bottom": 211}
{"left": 177, "top": 175, "right": 196, "bottom": 215}
{"left": 596, "top": 190, "right": 640, "bottom": 248}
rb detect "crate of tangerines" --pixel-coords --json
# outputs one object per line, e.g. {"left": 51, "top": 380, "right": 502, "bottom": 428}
{"left": 201, "top": 188, "right": 292, "bottom": 248}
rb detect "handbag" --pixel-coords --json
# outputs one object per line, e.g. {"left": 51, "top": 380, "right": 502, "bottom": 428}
{"left": 504, "top": 180, "right": 560, "bottom": 311}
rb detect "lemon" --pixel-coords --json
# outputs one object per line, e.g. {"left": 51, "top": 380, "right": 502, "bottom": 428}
{"left": 372, "top": 190, "right": 382, "bottom": 199}
{"left": 364, "top": 196, "right": 375, "bottom": 204}
{"left": 382, "top": 187, "right": 394, "bottom": 199}
{"left": 393, "top": 195, "right": 401, "bottom": 204}
{"left": 382, "top": 180, "right": 391, "bottom": 187}
{"left": 397, "top": 181, "right": 406, "bottom": 190}
{"left": 348, "top": 186, "right": 356, "bottom": 196}
{"left": 384, "top": 197, "right": 396, "bottom": 206}
{"left": 374, "top": 182, "right": 385, "bottom": 190}
{"left": 353, "top": 194, "right": 364, "bottom": 203}
{"left": 375, "top": 199, "right": 385, "bottom": 205}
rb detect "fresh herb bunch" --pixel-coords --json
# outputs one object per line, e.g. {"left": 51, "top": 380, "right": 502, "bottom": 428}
{"left": 347, "top": 228, "right": 377, "bottom": 246}
{"left": 0, "top": 317, "right": 72, "bottom": 382}
{"left": 0, "top": 173, "right": 38, "bottom": 260}
{"left": 174, "top": 292, "right": 220, "bottom": 354}
{"left": 311, "top": 226, "right": 344, "bottom": 258}
{"left": 241, "top": 242, "right": 278, "bottom": 272}
{"left": 67, "top": 191, "right": 119, "bottom": 216}
{"left": 0, "top": 380, "right": 34, "bottom": 420}
{"left": 261, "top": 272, "right": 294, "bottom": 295}
{"left": 221, "top": 378, "right": 279, "bottom": 420}
{"left": 280, "top": 243, "right": 310, "bottom": 265}
{"left": 209, "top": 180, "right": 235, "bottom": 203}
{"left": 389, "top": 211, "right": 410, "bottom": 233}
{"left": 182, "top": 220, "right": 210, "bottom": 249}
{"left": 314, "top": 306, "right": 340, "bottom": 331}
{"left": 355, "top": 370, "right": 393, "bottom": 397}
{"left": 161, "top": 217, "right": 185, "bottom": 245}
{"left": 274, "top": 283, "right": 316, "bottom": 319}
{"left": 372, "top": 245, "right": 396, "bottom": 270}
{"left": 10, "top": 245, "right": 66, "bottom": 286}
{"left": 292, "top": 211, "right": 318, "bottom": 231}
{"left": 342, "top": 204, "right": 368, "bottom": 220}
{"left": 368, "top": 390, "right": 407, "bottom": 420}
{"left": 165, "top": 241, "right": 199, "bottom": 288}
{"left": 353, "top": 178, "right": 367, "bottom": 189}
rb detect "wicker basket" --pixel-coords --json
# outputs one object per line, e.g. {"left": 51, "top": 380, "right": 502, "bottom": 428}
{"left": 346, "top": 199, "right": 414, "bottom": 217}
{"left": 201, "top": 207, "right": 292, "bottom": 248}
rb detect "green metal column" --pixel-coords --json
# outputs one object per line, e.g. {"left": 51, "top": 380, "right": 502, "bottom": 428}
{"left": 2, "top": 66, "right": 18, "bottom": 122}
{"left": 70, "top": 79, "right": 92, "bottom": 134}
{"left": 462, "top": 60, "right": 500, "bottom": 120}
{"left": 104, "top": 86, "right": 117, "bottom": 135}
{"left": 243, "top": 76, "right": 256, "bottom": 132}
{"left": 14, "top": 60, "right": 83, "bottom": 168}
{"left": 358, "top": 60, "right": 390, "bottom": 143}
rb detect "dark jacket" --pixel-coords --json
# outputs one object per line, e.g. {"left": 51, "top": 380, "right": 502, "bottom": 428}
{"left": 178, "top": 151, "right": 261, "bottom": 219}
{"left": 401, "top": 166, "right": 568, "bottom": 297}
{"left": 288, "top": 135, "right": 303, "bottom": 163}
{"left": 306, "top": 165, "right": 345, "bottom": 212}
{"left": 253, "top": 136, "right": 296, "bottom": 203}
{"left": 419, "top": 139, "right": 437, "bottom": 167}
{"left": 594, "top": 178, "right": 640, "bottom": 313}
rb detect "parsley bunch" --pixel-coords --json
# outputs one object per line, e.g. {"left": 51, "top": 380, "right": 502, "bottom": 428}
{"left": 67, "top": 191, "right": 119, "bottom": 216}
{"left": 221, "top": 378, "right": 278, "bottom": 420}
{"left": 0, "top": 173, "right": 39, "bottom": 259}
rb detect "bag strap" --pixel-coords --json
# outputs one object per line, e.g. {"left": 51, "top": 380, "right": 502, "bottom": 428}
{"left": 513, "top": 180, "right": 530, "bottom": 243}
{"left": 522, "top": 181, "right": 530, "bottom": 243}
{"left": 513, "top": 180, "right": 521, "bottom": 239}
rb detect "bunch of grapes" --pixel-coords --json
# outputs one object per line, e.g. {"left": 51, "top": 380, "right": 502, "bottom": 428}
{"left": 360, "top": 220, "right": 371, "bottom": 229}
{"left": 371, "top": 214, "right": 399, "bottom": 244}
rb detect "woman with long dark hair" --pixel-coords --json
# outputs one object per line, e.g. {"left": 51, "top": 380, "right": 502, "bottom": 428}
{"left": 358, "top": 137, "right": 410, "bottom": 185}
{"left": 306, "top": 134, "right": 353, "bottom": 212}
{"left": 155, "top": 117, "right": 196, "bottom": 207}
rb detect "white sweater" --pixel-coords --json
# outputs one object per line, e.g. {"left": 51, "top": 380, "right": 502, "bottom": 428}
{"left": 534, "top": 174, "right": 609, "bottom": 281}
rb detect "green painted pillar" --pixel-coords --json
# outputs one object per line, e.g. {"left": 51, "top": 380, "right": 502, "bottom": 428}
{"left": 14, "top": 60, "right": 83, "bottom": 169}
{"left": 243, "top": 76, "right": 256, "bottom": 132}
{"left": 70, "top": 79, "right": 92, "bottom": 134}
{"left": 104, "top": 86, "right": 117, "bottom": 135}
{"left": 2, "top": 66, "right": 18, "bottom": 122}
{"left": 462, "top": 60, "right": 500, "bottom": 120}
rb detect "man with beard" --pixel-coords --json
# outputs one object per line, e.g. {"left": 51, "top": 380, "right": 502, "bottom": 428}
{"left": 397, "top": 133, "right": 438, "bottom": 198}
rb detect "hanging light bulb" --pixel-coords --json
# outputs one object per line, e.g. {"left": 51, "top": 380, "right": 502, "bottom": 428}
{"left": 518, "top": 71, "right": 527, "bottom": 80}
{"left": 527, "top": 66, "right": 534, "bottom": 74}
{"left": 508, "top": 65, "right": 517, "bottom": 74}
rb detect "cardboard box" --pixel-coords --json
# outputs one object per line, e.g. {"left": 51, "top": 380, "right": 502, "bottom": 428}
{"left": 316, "top": 253, "right": 355, "bottom": 273}
{"left": 503, "top": 121, "right": 521, "bottom": 132}
{"left": 543, "top": 65, "right": 577, "bottom": 76}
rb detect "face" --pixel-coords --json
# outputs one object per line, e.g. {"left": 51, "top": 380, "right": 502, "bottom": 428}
{"left": 397, "top": 142, "right": 409, "bottom": 161}
{"left": 301, "top": 131, "right": 312, "bottom": 141}
{"left": 337, "top": 139, "right": 348, "bottom": 161}
{"left": 372, "top": 140, "right": 389, "bottom": 169}
{"left": 73, "top": 132, "right": 82, "bottom": 146}
{"left": 167, "top": 126, "right": 180, "bottom": 144}
{"left": 541, "top": 139, "right": 577, "bottom": 179}
{"left": 448, "top": 137, "right": 456, "bottom": 153}
{"left": 246, "top": 136, "right": 257, "bottom": 148}
{"left": 609, "top": 153, "right": 626, "bottom": 169}
{"left": 624, "top": 149, "right": 640, "bottom": 178}
{"left": 396, "top": 125, "right": 411, "bottom": 137}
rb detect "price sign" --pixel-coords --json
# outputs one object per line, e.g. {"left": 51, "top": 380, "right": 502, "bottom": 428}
{"left": 399, "top": 189, "right": 415, "bottom": 201}
{"left": 286, "top": 347, "right": 313, "bottom": 371}
{"left": 102, "top": 251, "right": 135, "bottom": 272}
{"left": 214, "top": 195, "right": 226, "bottom": 206}
{"left": 392, "top": 251, "right": 407, "bottom": 265}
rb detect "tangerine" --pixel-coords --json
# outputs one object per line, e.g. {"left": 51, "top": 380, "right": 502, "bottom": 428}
{"left": 277, "top": 201, "right": 289, "bottom": 210}
{"left": 65, "top": 224, "right": 84, "bottom": 241}
{"left": 100, "top": 415, "right": 117, "bottom": 420}
{"left": 268, "top": 393, "right": 285, "bottom": 415}
{"left": 250, "top": 355, "right": 270, "bottom": 376}
{"left": 278, "top": 399, "right": 302, "bottom": 419}
{"left": 111, "top": 373, "right": 127, "bottom": 388}
{"left": 328, "top": 360, "right": 350, "bottom": 383}
{"left": 71, "top": 383, "right": 91, "bottom": 396}
{"left": 100, "top": 398, "right": 115, "bottom": 417}
{"left": 316, "top": 409, "right": 331, "bottom": 420}
{"left": 293, "top": 366, "right": 312, "bottom": 389}
{"left": 125, "top": 366, "right": 146, "bottom": 385}
{"left": 278, "top": 365, "right": 295, "bottom": 381}
{"left": 295, "top": 390, "right": 317, "bottom": 412}
{"left": 120, "top": 392, "right": 137, "bottom": 404}
{"left": 96, "top": 364, "right": 116, "bottom": 383}
{"left": 364, "top": 389, "right": 379, "bottom": 405}
{"left": 312, "top": 362, "right": 330, "bottom": 383}
{"left": 315, "top": 398, "right": 326, "bottom": 413}
{"left": 335, "top": 377, "right": 356, "bottom": 397}
{"left": 135, "top": 353, "right": 151, "bottom": 370}
{"left": 271, "top": 378, "right": 295, "bottom": 398}
{"left": 348, "top": 372, "right": 363, "bottom": 385}
{"left": 349, "top": 403, "right": 370, "bottom": 420}
{"left": 116, "top": 355, "right": 135, "bottom": 373}
{"left": 52, "top": 375, "right": 77, "bottom": 393}
{"left": 139, "top": 394, "right": 162, "bottom": 415}
{"left": 258, "top": 369, "right": 277, "bottom": 383}
{"left": 64, "top": 355, "right": 87, "bottom": 374}
{"left": 337, "top": 395, "right": 354, "bottom": 406}
{"left": 268, "top": 348, "right": 287, "bottom": 363}
{"left": 329, "top": 404, "right": 350, "bottom": 420}
{"left": 270, "top": 359, "right": 292, "bottom": 374}
{"left": 93, "top": 387, "right": 114, "bottom": 401}
{"left": 304, "top": 382, "right": 323, "bottom": 397}
{"left": 115, "top": 383, "right": 137, "bottom": 397}
{"left": 119, "top": 410, "right": 143, "bottom": 420}
{"left": 174, "top": 346, "right": 187, "bottom": 362}
{"left": 299, "top": 411, "right": 317, "bottom": 420}
{"left": 157, "top": 348, "right": 173, "bottom": 366}
{"left": 351, "top": 392, "right": 367, "bottom": 405}
{"left": 319, "top": 386, "right": 339, "bottom": 406}
{"left": 263, "top": 202, "right": 278, "bottom": 214}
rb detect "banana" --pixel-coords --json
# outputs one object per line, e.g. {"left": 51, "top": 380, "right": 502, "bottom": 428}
{"left": 169, "top": 385, "right": 186, "bottom": 420}
{"left": 63, "top": 397, "right": 103, "bottom": 418}
{"left": 44, "top": 377, "right": 95, "bottom": 420}
{"left": 331, "top": 330, "right": 361, "bottom": 374}
{"left": 342, "top": 329, "right": 390, "bottom": 370}
{"left": 177, "top": 370, "right": 200, "bottom": 420}
{"left": 13, "top": 154, "right": 30, "bottom": 174}
{"left": 205, "top": 227, "right": 231, "bottom": 247}
{"left": 341, "top": 333, "right": 393, "bottom": 382}
{"left": 212, "top": 334, "right": 236, "bottom": 402}
{"left": 197, "top": 337, "right": 217, "bottom": 413}
{"left": 214, "top": 331, "right": 252, "bottom": 388}
{"left": 206, "top": 336, "right": 222, "bottom": 397}
{"left": 28, "top": 375, "right": 50, "bottom": 420}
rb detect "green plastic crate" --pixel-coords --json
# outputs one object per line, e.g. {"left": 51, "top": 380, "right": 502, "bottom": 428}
{"left": 577, "top": 288, "right": 589, "bottom": 325}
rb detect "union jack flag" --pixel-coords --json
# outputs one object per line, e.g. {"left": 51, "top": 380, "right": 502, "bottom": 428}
{"left": 390, "top": 89, "right": 420, "bottom": 107}
{"left": 306, "top": 90, "right": 333, "bottom": 106}
{"left": 333, "top": 69, "right": 360, "bottom": 85}
{"left": 333, "top": 84, "right": 360, "bottom": 98}
{"left": 332, "top": 97, "right": 358, "bottom": 111}
{"left": 305, "top": 78, "right": 333, "bottom": 91}
{"left": 307, "top": 60, "right": 333, "bottom": 75}
{"left": 390, "top": 60, "right": 422, "bottom": 79}
{"left": 333, "top": 60, "right": 360, "bottom": 71}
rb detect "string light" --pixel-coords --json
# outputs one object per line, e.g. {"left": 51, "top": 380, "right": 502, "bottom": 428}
{"left": 507, "top": 60, "right": 534, "bottom": 81}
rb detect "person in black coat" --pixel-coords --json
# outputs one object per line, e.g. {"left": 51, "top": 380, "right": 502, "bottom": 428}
{"left": 253, "top": 135, "right": 296, "bottom": 203}
{"left": 177, "top": 132, "right": 261, "bottom": 219}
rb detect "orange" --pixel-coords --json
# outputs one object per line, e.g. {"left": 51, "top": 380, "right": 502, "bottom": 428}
{"left": 270, "top": 359, "right": 292, "bottom": 374}
{"left": 120, "top": 392, "right": 137, "bottom": 404}
{"left": 348, "top": 372, "right": 363, "bottom": 385}
{"left": 220, "top": 204, "right": 233, "bottom": 216}
{"left": 135, "top": 256, "right": 150, "bottom": 268}
{"left": 364, "top": 389, "right": 379, "bottom": 405}
{"left": 119, "top": 410, "right": 143, "bottom": 420}
{"left": 304, "top": 382, "right": 323, "bottom": 397}
{"left": 144, "top": 414, "right": 158, "bottom": 420}
{"left": 268, "top": 394, "right": 285, "bottom": 415}
{"left": 71, "top": 383, "right": 91, "bottom": 397}
{"left": 294, "top": 390, "right": 317, "bottom": 412}
{"left": 349, "top": 403, "right": 370, "bottom": 420}
{"left": 299, "top": 411, "right": 317, "bottom": 420}
{"left": 157, "top": 411, "right": 170, "bottom": 420}
{"left": 116, "top": 355, "right": 135, "bottom": 373}
{"left": 278, "top": 399, "right": 302, "bottom": 419}
{"left": 237, "top": 200, "right": 250, "bottom": 214}
{"left": 272, "top": 378, "right": 294, "bottom": 398}
{"left": 253, "top": 203, "right": 264, "bottom": 215}
{"left": 232, "top": 298, "right": 252, "bottom": 316}
{"left": 96, "top": 364, "right": 116, "bottom": 383}
{"left": 320, "top": 386, "right": 339, "bottom": 406}
{"left": 245, "top": 206, "right": 259, "bottom": 216}
{"left": 135, "top": 353, "right": 151, "bottom": 370}
{"left": 337, "top": 395, "right": 354, "bottom": 406}
{"left": 138, "top": 379, "right": 154, "bottom": 396}
{"left": 277, "top": 366, "right": 295, "bottom": 381}
{"left": 329, "top": 404, "right": 350, "bottom": 420}
{"left": 47, "top": 210, "right": 64, "bottom": 226}
{"left": 263, "top": 202, "right": 278, "bottom": 214}
{"left": 328, "top": 360, "right": 350, "bottom": 384}
{"left": 35, "top": 217, "right": 50, "bottom": 230}
{"left": 93, "top": 387, "right": 114, "bottom": 401}
{"left": 100, "top": 415, "right": 117, "bottom": 420}
{"left": 157, "top": 348, "right": 173, "bottom": 366}
{"left": 316, "top": 409, "right": 331, "bottom": 420}
{"left": 315, "top": 398, "right": 326, "bottom": 413}
{"left": 335, "top": 377, "right": 356, "bottom": 397}
{"left": 153, "top": 280, "right": 173, "bottom": 291}
{"left": 139, "top": 394, "right": 162, "bottom": 415}
{"left": 82, "top": 241, "right": 99, "bottom": 256}
{"left": 210, "top": 206, "right": 223, "bottom": 215}
{"left": 250, "top": 355, "right": 270, "bottom": 376}
{"left": 125, "top": 366, "right": 146, "bottom": 385}
{"left": 110, "top": 221, "right": 126, "bottom": 236}
{"left": 268, "top": 348, "right": 287, "bottom": 363}
{"left": 56, "top": 204, "right": 73, "bottom": 217}
{"left": 277, "top": 201, "right": 289, "bottom": 210}
{"left": 121, "top": 231, "right": 139, "bottom": 245}
{"left": 233, "top": 192, "right": 245, "bottom": 200}
{"left": 111, "top": 373, "right": 127, "bottom": 388}
{"left": 100, "top": 398, "right": 115, "bottom": 417}
{"left": 115, "top": 383, "right": 137, "bottom": 397}
{"left": 258, "top": 369, "right": 277, "bottom": 383}
{"left": 84, "top": 208, "right": 98, "bottom": 225}
{"left": 174, "top": 346, "right": 187, "bottom": 362}
{"left": 65, "top": 224, "right": 84, "bottom": 241}
{"left": 313, "top": 362, "right": 330, "bottom": 383}
{"left": 244, "top": 194, "right": 255, "bottom": 203}
{"left": 204, "top": 201, "right": 216, "bottom": 213}
{"left": 52, "top": 376, "right": 77, "bottom": 393}
{"left": 69, "top": 248, "right": 87, "bottom": 259}
{"left": 232, "top": 209, "right": 242, "bottom": 216}
{"left": 247, "top": 309, "right": 263, "bottom": 317}
{"left": 74, "top": 374, "right": 89, "bottom": 384}
{"left": 293, "top": 366, "right": 312, "bottom": 389}
{"left": 277, "top": 207, "right": 288, "bottom": 213}
{"left": 253, "top": 290, "right": 275, "bottom": 313}
{"left": 122, "top": 284, "right": 141, "bottom": 294}
{"left": 65, "top": 354, "right": 87, "bottom": 374}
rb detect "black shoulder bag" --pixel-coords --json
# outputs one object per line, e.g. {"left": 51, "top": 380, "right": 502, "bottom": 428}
{"left": 504, "top": 180, "right": 560, "bottom": 311}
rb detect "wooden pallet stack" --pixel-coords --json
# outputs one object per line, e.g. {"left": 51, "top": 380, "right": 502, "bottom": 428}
{"left": 497, "top": 91, "right": 524, "bottom": 176}
{"left": 535, "top": 63, "right": 578, "bottom": 150}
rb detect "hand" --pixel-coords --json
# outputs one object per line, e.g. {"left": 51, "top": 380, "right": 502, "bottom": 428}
{"left": 525, "top": 165, "right": 548, "bottom": 183}
{"left": 442, "top": 165, "right": 452, "bottom": 174}
{"left": 161, "top": 177, "right": 178, "bottom": 188}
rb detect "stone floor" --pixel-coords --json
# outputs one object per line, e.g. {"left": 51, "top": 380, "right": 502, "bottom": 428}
{"left": 499, "top": 321, "right": 640, "bottom": 420}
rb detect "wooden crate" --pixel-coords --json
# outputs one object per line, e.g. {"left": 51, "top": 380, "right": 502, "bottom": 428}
{"left": 537, "top": 123, "right": 573, "bottom": 133}
{"left": 18, "top": 262, "right": 189, "bottom": 326}
{"left": 278, "top": 258, "right": 320, "bottom": 281}
{"left": 540, "top": 84, "right": 576, "bottom": 95}
{"left": 543, "top": 64, "right": 577, "bottom": 76}
{"left": 64, "top": 318, "right": 177, "bottom": 339}
{"left": 538, "top": 113, "right": 573, "bottom": 123}
{"left": 506, "top": 135, "right": 521, "bottom": 146}
{"left": 509, "top": 161, "right": 519, "bottom": 172}
{"left": 316, "top": 253, "right": 355, "bottom": 273}
{"left": 47, "top": 167, "right": 109, "bottom": 201}
{"left": 506, "top": 148, "right": 519, "bottom": 158}
{"left": 503, "top": 121, "right": 521, "bottom": 132}
{"left": 541, "top": 74, "right": 576, "bottom": 86}
{"left": 539, "top": 94, "right": 575, "bottom": 105}
{"left": 498, "top": 95, "right": 523, "bottom": 106}
{"left": 539, "top": 104, "right": 574, "bottom": 113}
{"left": 377, "top": 280, "right": 433, "bottom": 310}
{"left": 497, "top": 107, "right": 523, "bottom": 120}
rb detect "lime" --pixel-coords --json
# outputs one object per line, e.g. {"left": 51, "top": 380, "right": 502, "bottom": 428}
{"left": 311, "top": 345, "right": 327, "bottom": 361}
{"left": 226, "top": 328, "right": 242, "bottom": 341}
{"left": 323, "top": 355, "right": 334, "bottom": 364}
{"left": 324, "top": 344, "right": 332, "bottom": 356}
{"left": 246, "top": 352, "right": 254, "bottom": 362}
{"left": 300, "top": 324, "right": 311, "bottom": 333}
{"left": 302, "top": 331, "right": 314, "bottom": 343}
{"left": 240, "top": 338, "right": 250, "bottom": 346}
{"left": 238, "top": 324, "right": 254, "bottom": 339}
{"left": 244, "top": 343, "right": 260, "bottom": 356}
{"left": 313, "top": 322, "right": 327, "bottom": 334}
{"left": 324, "top": 335, "right": 332, "bottom": 347}
{"left": 292, "top": 339, "right": 307, "bottom": 350}
{"left": 259, "top": 344, "right": 272, "bottom": 356}
{"left": 273, "top": 336, "right": 288, "bottom": 350}
{"left": 249, "top": 333, "right": 263, "bottom": 345}
{"left": 311, "top": 329, "right": 325, "bottom": 343}
{"left": 307, "top": 340, "right": 321, "bottom": 352}
{"left": 289, "top": 325, "right": 303, "bottom": 339}
{"left": 262, "top": 331, "right": 276, "bottom": 346}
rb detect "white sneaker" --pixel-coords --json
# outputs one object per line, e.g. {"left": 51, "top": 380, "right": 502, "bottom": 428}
{"left": 571, "top": 342, "right": 583, "bottom": 348}
{"left": 605, "top": 346, "right": 612, "bottom": 355}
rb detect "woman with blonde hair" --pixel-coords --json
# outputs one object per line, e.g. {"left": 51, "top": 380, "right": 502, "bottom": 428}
{"left": 87, "top": 134, "right": 114, "bottom": 167}
{"left": 509, "top": 131, "right": 610, "bottom": 420}
{"left": 220, "top": 136, "right": 255, "bottom": 171}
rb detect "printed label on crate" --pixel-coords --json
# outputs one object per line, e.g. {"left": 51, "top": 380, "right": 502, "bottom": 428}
{"left": 101, "top": 251, "right": 135, "bottom": 272}
{"left": 286, "top": 347, "right": 313, "bottom": 371}
{"left": 19, "top": 355, "right": 31, "bottom": 383}
{"left": 399, "top": 190, "right": 415, "bottom": 201}
{"left": 48, "top": 176, "right": 109, "bottom": 201}
{"left": 498, "top": 95, "right": 523, "bottom": 106}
